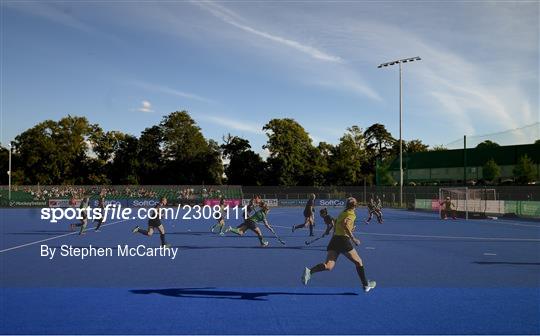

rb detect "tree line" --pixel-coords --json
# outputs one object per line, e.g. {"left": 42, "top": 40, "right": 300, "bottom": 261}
{"left": 0, "top": 111, "right": 437, "bottom": 186}
{"left": 1, "top": 110, "right": 535, "bottom": 186}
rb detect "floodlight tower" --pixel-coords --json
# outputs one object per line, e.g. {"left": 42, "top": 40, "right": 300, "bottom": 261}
{"left": 8, "top": 142, "right": 11, "bottom": 201}
{"left": 377, "top": 56, "right": 421, "bottom": 208}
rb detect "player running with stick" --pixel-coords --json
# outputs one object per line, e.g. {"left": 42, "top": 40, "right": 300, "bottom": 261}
{"left": 375, "top": 197, "right": 384, "bottom": 223}
{"left": 94, "top": 195, "right": 106, "bottom": 232}
{"left": 210, "top": 197, "right": 227, "bottom": 236}
{"left": 70, "top": 196, "right": 90, "bottom": 235}
{"left": 365, "top": 197, "right": 383, "bottom": 224}
{"left": 227, "top": 202, "right": 284, "bottom": 246}
{"left": 132, "top": 197, "right": 171, "bottom": 248}
{"left": 292, "top": 193, "right": 316, "bottom": 236}
{"left": 243, "top": 195, "right": 261, "bottom": 219}
{"left": 305, "top": 207, "right": 334, "bottom": 245}
{"left": 301, "top": 197, "right": 376, "bottom": 293}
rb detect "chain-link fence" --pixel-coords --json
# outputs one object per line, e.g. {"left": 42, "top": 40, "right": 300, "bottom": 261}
{"left": 242, "top": 185, "right": 540, "bottom": 208}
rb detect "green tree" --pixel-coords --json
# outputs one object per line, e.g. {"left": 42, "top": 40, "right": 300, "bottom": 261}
{"left": 430, "top": 145, "right": 447, "bottom": 151}
{"left": 263, "top": 118, "right": 316, "bottom": 185}
{"left": 405, "top": 139, "right": 429, "bottom": 153}
{"left": 327, "top": 126, "right": 366, "bottom": 186}
{"left": 482, "top": 158, "right": 501, "bottom": 182}
{"left": 13, "top": 116, "right": 93, "bottom": 184}
{"left": 197, "top": 139, "right": 223, "bottom": 185}
{"left": 513, "top": 154, "right": 536, "bottom": 184}
{"left": 137, "top": 125, "right": 163, "bottom": 185}
{"left": 87, "top": 128, "right": 126, "bottom": 184}
{"left": 364, "top": 123, "right": 395, "bottom": 160}
{"left": 476, "top": 140, "right": 500, "bottom": 150}
{"left": 363, "top": 124, "right": 395, "bottom": 181}
{"left": 221, "top": 135, "right": 265, "bottom": 185}
{"left": 160, "top": 111, "right": 222, "bottom": 184}
{"left": 110, "top": 134, "right": 139, "bottom": 184}
{"left": 0, "top": 145, "right": 9, "bottom": 185}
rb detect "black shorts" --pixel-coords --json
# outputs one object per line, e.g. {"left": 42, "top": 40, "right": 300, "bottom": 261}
{"left": 243, "top": 219, "right": 258, "bottom": 231}
{"left": 304, "top": 210, "right": 313, "bottom": 218}
{"left": 148, "top": 219, "right": 162, "bottom": 228}
{"left": 327, "top": 236, "right": 354, "bottom": 254}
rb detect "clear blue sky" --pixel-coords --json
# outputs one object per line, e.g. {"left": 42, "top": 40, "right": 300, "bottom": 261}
{"left": 2, "top": 1, "right": 539, "bottom": 154}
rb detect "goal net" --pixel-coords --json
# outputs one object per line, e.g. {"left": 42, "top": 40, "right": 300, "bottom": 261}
{"left": 439, "top": 187, "right": 499, "bottom": 219}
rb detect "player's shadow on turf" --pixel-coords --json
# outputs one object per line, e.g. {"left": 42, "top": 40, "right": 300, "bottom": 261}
{"left": 9, "top": 231, "right": 72, "bottom": 235}
{"left": 130, "top": 287, "right": 358, "bottom": 301}
{"left": 473, "top": 261, "right": 540, "bottom": 266}
{"left": 168, "top": 231, "right": 214, "bottom": 236}
{"left": 374, "top": 239, "right": 540, "bottom": 243}
{"left": 174, "top": 245, "right": 326, "bottom": 251}
{"left": 219, "top": 234, "right": 299, "bottom": 239}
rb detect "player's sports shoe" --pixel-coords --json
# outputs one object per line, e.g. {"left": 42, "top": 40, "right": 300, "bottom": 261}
{"left": 132, "top": 226, "right": 139, "bottom": 233}
{"left": 229, "top": 227, "right": 242, "bottom": 235}
{"left": 301, "top": 267, "right": 311, "bottom": 285}
{"left": 219, "top": 231, "right": 225, "bottom": 236}
{"left": 260, "top": 240, "right": 269, "bottom": 247}
{"left": 363, "top": 280, "right": 376, "bottom": 293}
{"left": 94, "top": 229, "right": 101, "bottom": 232}
{"left": 210, "top": 225, "right": 216, "bottom": 233}
{"left": 162, "top": 243, "right": 171, "bottom": 248}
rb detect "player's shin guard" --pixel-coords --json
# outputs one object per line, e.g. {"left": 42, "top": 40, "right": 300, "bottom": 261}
{"left": 79, "top": 223, "right": 87, "bottom": 235}
{"left": 356, "top": 265, "right": 369, "bottom": 287}
{"left": 257, "top": 234, "right": 265, "bottom": 245}
{"left": 160, "top": 234, "right": 167, "bottom": 246}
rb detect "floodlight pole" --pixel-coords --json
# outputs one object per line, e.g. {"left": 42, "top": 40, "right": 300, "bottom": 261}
{"left": 8, "top": 142, "right": 12, "bottom": 201}
{"left": 399, "top": 62, "right": 403, "bottom": 208}
{"left": 377, "top": 56, "right": 421, "bottom": 208}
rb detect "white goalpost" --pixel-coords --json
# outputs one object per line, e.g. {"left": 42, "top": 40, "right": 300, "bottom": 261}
{"left": 439, "top": 187, "right": 498, "bottom": 220}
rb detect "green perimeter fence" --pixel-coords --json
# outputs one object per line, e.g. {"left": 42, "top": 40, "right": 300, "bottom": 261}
{"left": 0, "top": 185, "right": 539, "bottom": 218}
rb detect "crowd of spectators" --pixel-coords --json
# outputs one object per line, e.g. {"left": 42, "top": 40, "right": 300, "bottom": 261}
{"left": 10, "top": 185, "right": 233, "bottom": 201}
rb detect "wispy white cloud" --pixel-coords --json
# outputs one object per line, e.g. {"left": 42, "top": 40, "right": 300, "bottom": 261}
{"left": 198, "top": 114, "right": 264, "bottom": 135}
{"left": 312, "top": 76, "right": 382, "bottom": 102}
{"left": 5, "top": 1, "right": 94, "bottom": 33}
{"left": 137, "top": 100, "right": 154, "bottom": 113}
{"left": 129, "top": 80, "right": 214, "bottom": 104}
{"left": 192, "top": 1, "right": 343, "bottom": 63}
{"left": 189, "top": 1, "right": 382, "bottom": 101}
{"left": 317, "top": 14, "right": 538, "bottom": 139}
{"left": 4, "top": 1, "right": 119, "bottom": 42}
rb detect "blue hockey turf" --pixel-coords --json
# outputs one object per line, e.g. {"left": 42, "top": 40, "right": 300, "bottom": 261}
{"left": 1, "top": 207, "right": 539, "bottom": 334}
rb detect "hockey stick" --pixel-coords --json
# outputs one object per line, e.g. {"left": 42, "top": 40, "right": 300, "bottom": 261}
{"left": 305, "top": 232, "right": 327, "bottom": 245}
{"left": 268, "top": 226, "right": 286, "bottom": 245}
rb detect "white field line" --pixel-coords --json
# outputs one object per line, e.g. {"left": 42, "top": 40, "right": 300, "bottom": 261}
{"left": 0, "top": 219, "right": 130, "bottom": 253}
